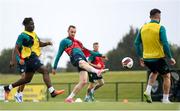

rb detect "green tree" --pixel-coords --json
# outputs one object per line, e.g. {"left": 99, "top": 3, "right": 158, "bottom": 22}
{"left": 105, "top": 27, "right": 180, "bottom": 71}
{"left": 0, "top": 48, "right": 17, "bottom": 73}
{"left": 170, "top": 44, "right": 180, "bottom": 70}
{"left": 106, "top": 27, "right": 143, "bottom": 71}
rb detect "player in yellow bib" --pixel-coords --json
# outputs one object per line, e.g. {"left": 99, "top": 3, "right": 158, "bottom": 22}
{"left": 135, "top": 9, "right": 176, "bottom": 103}
{"left": 4, "top": 17, "right": 64, "bottom": 102}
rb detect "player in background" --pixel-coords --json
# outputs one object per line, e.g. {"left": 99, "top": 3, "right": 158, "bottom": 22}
{"left": 4, "top": 17, "right": 64, "bottom": 102}
{"left": 84, "top": 42, "right": 108, "bottom": 102}
{"left": 134, "top": 9, "right": 176, "bottom": 103}
{"left": 52, "top": 25, "right": 109, "bottom": 103}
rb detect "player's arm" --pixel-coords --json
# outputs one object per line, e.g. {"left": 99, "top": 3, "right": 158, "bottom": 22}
{"left": 88, "top": 50, "right": 108, "bottom": 61}
{"left": 160, "top": 26, "right": 176, "bottom": 65}
{"left": 88, "top": 56, "right": 101, "bottom": 69}
{"left": 134, "top": 29, "right": 143, "bottom": 58}
{"left": 160, "top": 26, "right": 172, "bottom": 58}
{"left": 134, "top": 29, "right": 144, "bottom": 67}
{"left": 38, "top": 38, "right": 52, "bottom": 47}
{"left": 15, "top": 35, "right": 25, "bottom": 65}
{"left": 102, "top": 56, "right": 108, "bottom": 61}
{"left": 89, "top": 50, "right": 104, "bottom": 57}
{"left": 15, "top": 45, "right": 23, "bottom": 64}
{"left": 80, "top": 40, "right": 107, "bottom": 58}
{"left": 52, "top": 40, "right": 66, "bottom": 74}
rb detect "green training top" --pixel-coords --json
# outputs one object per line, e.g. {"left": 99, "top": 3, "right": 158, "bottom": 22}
{"left": 53, "top": 37, "right": 102, "bottom": 69}
{"left": 15, "top": 33, "right": 34, "bottom": 63}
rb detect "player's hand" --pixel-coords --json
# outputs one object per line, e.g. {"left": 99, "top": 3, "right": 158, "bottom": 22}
{"left": 169, "top": 58, "right": 176, "bottom": 65}
{"left": 19, "top": 59, "right": 25, "bottom": 65}
{"left": 139, "top": 58, "right": 145, "bottom": 67}
{"left": 9, "top": 60, "right": 15, "bottom": 68}
{"left": 47, "top": 41, "right": 53, "bottom": 46}
{"left": 104, "top": 56, "right": 108, "bottom": 61}
{"left": 96, "top": 63, "right": 102, "bottom": 68}
{"left": 52, "top": 69, "right": 56, "bottom": 75}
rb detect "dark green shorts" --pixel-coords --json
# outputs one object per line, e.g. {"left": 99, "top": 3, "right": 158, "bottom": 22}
{"left": 25, "top": 55, "right": 43, "bottom": 73}
{"left": 144, "top": 58, "right": 170, "bottom": 75}
{"left": 70, "top": 53, "right": 87, "bottom": 72}
{"left": 17, "top": 63, "right": 26, "bottom": 73}
{"left": 88, "top": 72, "right": 103, "bottom": 83}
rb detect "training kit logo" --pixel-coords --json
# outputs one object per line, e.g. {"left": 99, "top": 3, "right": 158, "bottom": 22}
{"left": 151, "top": 80, "right": 159, "bottom": 93}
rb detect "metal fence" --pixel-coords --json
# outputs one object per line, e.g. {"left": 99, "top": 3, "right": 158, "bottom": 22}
{"left": 1, "top": 82, "right": 147, "bottom": 102}
{"left": 44, "top": 82, "right": 146, "bottom": 102}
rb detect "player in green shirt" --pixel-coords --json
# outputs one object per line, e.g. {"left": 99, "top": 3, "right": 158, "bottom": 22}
{"left": 52, "top": 25, "right": 109, "bottom": 103}
{"left": 134, "top": 9, "right": 176, "bottom": 103}
{"left": 4, "top": 18, "right": 64, "bottom": 102}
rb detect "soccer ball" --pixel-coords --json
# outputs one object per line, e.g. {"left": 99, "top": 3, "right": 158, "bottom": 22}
{"left": 121, "top": 57, "right": 133, "bottom": 68}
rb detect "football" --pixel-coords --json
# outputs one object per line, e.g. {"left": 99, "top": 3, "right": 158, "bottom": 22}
{"left": 121, "top": 57, "right": 133, "bottom": 68}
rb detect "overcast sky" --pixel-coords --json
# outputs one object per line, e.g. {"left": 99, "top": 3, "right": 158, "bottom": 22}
{"left": 0, "top": 0, "right": 180, "bottom": 67}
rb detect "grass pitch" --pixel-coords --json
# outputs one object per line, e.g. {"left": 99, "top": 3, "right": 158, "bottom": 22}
{"left": 0, "top": 101, "right": 180, "bottom": 110}
{"left": 0, "top": 71, "right": 179, "bottom": 110}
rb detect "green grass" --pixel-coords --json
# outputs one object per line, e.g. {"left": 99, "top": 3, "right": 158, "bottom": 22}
{"left": 0, "top": 71, "right": 147, "bottom": 84}
{"left": 0, "top": 71, "right": 180, "bottom": 110}
{"left": 0, "top": 102, "right": 180, "bottom": 110}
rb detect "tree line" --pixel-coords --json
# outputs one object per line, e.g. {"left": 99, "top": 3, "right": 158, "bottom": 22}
{"left": 105, "top": 27, "right": 180, "bottom": 71}
{"left": 0, "top": 27, "right": 179, "bottom": 73}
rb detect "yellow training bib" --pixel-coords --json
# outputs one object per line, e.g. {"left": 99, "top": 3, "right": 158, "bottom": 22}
{"left": 141, "top": 23, "right": 165, "bottom": 59}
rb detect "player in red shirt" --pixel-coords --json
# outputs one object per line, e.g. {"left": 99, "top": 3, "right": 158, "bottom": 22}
{"left": 84, "top": 42, "right": 108, "bottom": 102}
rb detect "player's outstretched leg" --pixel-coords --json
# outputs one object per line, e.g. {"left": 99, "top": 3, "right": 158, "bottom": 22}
{"left": 78, "top": 60, "right": 109, "bottom": 77}
{"left": 97, "top": 68, "right": 109, "bottom": 76}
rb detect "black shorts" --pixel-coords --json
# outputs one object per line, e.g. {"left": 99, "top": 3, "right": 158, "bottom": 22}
{"left": 88, "top": 72, "right": 103, "bottom": 83}
{"left": 17, "top": 64, "right": 26, "bottom": 74}
{"left": 144, "top": 58, "right": 170, "bottom": 75}
{"left": 70, "top": 53, "right": 87, "bottom": 72}
{"left": 24, "top": 55, "right": 43, "bottom": 73}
